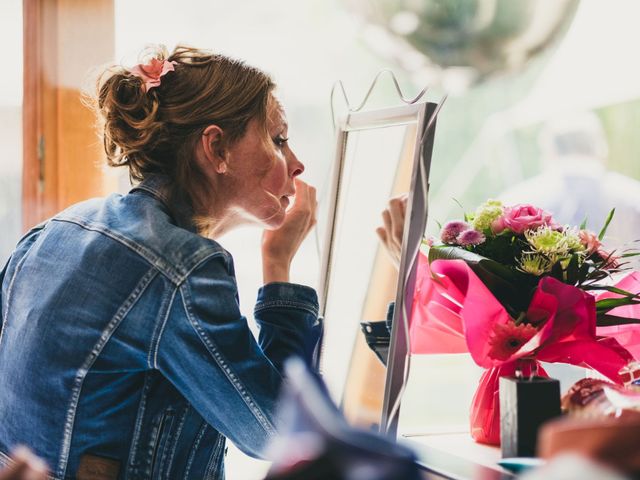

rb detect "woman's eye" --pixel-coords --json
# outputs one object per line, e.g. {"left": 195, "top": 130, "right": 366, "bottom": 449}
{"left": 273, "top": 136, "right": 289, "bottom": 147}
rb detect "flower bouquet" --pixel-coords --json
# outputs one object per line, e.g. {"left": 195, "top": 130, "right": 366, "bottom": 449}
{"left": 409, "top": 200, "right": 640, "bottom": 445}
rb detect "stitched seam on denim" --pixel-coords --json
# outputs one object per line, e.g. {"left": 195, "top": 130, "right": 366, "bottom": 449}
{"left": 183, "top": 422, "right": 208, "bottom": 479}
{"left": 0, "top": 253, "right": 29, "bottom": 350}
{"left": 52, "top": 217, "right": 182, "bottom": 283}
{"left": 156, "top": 413, "right": 175, "bottom": 480}
{"left": 132, "top": 184, "right": 170, "bottom": 205}
{"left": 204, "top": 435, "right": 225, "bottom": 480}
{"left": 1, "top": 226, "right": 46, "bottom": 346}
{"left": 56, "top": 268, "right": 158, "bottom": 479}
{"left": 254, "top": 299, "right": 318, "bottom": 317}
{"left": 176, "top": 247, "right": 232, "bottom": 285}
{"left": 179, "top": 286, "right": 276, "bottom": 436}
{"left": 179, "top": 251, "right": 233, "bottom": 286}
{"left": 255, "top": 319, "right": 310, "bottom": 333}
{"left": 126, "top": 371, "right": 154, "bottom": 478}
{"left": 150, "top": 287, "right": 177, "bottom": 369}
{"left": 163, "top": 404, "right": 188, "bottom": 480}
{"left": 147, "top": 408, "right": 171, "bottom": 479}
{"left": 51, "top": 217, "right": 227, "bottom": 285}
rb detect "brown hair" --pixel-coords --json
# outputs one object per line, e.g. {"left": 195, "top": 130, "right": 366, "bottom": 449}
{"left": 93, "top": 45, "right": 275, "bottom": 217}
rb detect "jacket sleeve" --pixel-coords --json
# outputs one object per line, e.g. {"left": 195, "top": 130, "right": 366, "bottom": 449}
{"left": 156, "top": 252, "right": 322, "bottom": 458}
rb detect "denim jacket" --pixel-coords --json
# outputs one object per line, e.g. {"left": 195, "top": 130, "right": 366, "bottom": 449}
{"left": 0, "top": 175, "right": 323, "bottom": 479}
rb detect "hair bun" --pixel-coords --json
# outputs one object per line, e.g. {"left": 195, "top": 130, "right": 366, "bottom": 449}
{"left": 94, "top": 66, "right": 166, "bottom": 176}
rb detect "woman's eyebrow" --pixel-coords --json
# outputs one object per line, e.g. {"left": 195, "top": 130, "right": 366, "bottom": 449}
{"left": 272, "top": 119, "right": 288, "bottom": 131}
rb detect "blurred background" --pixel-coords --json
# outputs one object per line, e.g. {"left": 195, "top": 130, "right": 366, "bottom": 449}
{"left": 3, "top": 0, "right": 640, "bottom": 478}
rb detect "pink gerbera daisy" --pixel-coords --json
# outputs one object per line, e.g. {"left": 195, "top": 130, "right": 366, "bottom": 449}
{"left": 487, "top": 321, "right": 538, "bottom": 361}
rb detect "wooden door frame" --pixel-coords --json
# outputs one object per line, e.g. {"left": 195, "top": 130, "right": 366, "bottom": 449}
{"left": 22, "top": 0, "right": 115, "bottom": 231}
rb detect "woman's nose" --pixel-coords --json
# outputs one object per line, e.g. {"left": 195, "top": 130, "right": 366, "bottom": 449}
{"left": 288, "top": 151, "right": 304, "bottom": 178}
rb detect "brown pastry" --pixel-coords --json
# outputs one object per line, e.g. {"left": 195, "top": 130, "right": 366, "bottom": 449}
{"left": 561, "top": 378, "right": 613, "bottom": 414}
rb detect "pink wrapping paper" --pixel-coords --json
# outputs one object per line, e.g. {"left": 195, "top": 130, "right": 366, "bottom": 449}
{"left": 595, "top": 271, "right": 640, "bottom": 360}
{"left": 410, "top": 252, "right": 639, "bottom": 445}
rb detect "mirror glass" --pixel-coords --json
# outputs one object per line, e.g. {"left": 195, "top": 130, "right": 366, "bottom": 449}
{"left": 320, "top": 120, "right": 419, "bottom": 419}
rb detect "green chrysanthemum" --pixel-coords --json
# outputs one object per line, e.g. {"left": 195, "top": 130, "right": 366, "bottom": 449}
{"left": 471, "top": 199, "right": 504, "bottom": 232}
{"left": 563, "top": 228, "right": 587, "bottom": 253}
{"left": 525, "top": 226, "right": 570, "bottom": 256}
{"left": 518, "top": 253, "right": 553, "bottom": 276}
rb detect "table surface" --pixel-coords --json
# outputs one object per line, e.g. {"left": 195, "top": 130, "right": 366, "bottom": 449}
{"left": 400, "top": 430, "right": 518, "bottom": 480}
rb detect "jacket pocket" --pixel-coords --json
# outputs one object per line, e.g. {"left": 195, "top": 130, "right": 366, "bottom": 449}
{"left": 150, "top": 408, "right": 175, "bottom": 480}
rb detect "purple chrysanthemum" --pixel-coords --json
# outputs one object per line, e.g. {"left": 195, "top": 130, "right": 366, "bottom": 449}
{"left": 440, "top": 221, "right": 470, "bottom": 244}
{"left": 457, "top": 229, "right": 486, "bottom": 246}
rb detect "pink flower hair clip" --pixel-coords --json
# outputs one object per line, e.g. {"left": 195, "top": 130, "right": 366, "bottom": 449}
{"left": 130, "top": 58, "right": 178, "bottom": 93}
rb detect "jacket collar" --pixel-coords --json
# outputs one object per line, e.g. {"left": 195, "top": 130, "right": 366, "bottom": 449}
{"left": 130, "top": 174, "right": 198, "bottom": 233}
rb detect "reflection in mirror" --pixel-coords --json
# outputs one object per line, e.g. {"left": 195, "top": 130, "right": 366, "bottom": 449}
{"left": 323, "top": 124, "right": 415, "bottom": 399}
{"left": 319, "top": 102, "right": 436, "bottom": 432}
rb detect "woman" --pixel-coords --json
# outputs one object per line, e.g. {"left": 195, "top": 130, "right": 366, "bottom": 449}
{"left": 0, "top": 46, "right": 321, "bottom": 480}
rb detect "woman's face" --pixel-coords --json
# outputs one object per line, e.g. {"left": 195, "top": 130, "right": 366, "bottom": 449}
{"left": 223, "top": 95, "right": 304, "bottom": 229}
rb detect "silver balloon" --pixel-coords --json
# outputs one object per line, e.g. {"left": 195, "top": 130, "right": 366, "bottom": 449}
{"left": 349, "top": 0, "right": 580, "bottom": 86}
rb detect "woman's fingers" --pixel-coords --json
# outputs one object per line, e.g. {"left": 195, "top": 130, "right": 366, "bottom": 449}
{"left": 292, "top": 179, "right": 317, "bottom": 233}
{"left": 388, "top": 196, "right": 405, "bottom": 250}
{"left": 0, "top": 447, "right": 48, "bottom": 480}
{"left": 377, "top": 194, "right": 409, "bottom": 268}
{"left": 382, "top": 209, "right": 393, "bottom": 243}
{"left": 376, "top": 226, "right": 388, "bottom": 245}
{"left": 261, "top": 178, "right": 318, "bottom": 283}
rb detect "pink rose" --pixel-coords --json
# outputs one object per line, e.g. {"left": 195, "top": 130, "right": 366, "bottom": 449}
{"left": 492, "top": 204, "right": 555, "bottom": 235}
{"left": 579, "top": 229, "right": 602, "bottom": 254}
{"left": 490, "top": 216, "right": 506, "bottom": 234}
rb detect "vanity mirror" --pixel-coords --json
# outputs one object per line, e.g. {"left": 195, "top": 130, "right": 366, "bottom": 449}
{"left": 316, "top": 93, "right": 524, "bottom": 480}
{"left": 318, "top": 96, "right": 441, "bottom": 433}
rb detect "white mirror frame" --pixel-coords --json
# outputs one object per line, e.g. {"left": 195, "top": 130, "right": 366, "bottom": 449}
{"left": 318, "top": 101, "right": 438, "bottom": 435}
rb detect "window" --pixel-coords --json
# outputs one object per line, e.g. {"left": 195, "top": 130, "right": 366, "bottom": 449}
{"left": 0, "top": 0, "right": 23, "bottom": 260}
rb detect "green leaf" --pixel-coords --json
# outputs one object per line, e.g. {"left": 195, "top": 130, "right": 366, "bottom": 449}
{"left": 566, "top": 254, "right": 580, "bottom": 285}
{"left": 596, "top": 297, "right": 640, "bottom": 312}
{"left": 598, "top": 208, "right": 615, "bottom": 241}
{"left": 577, "top": 262, "right": 591, "bottom": 284}
{"left": 451, "top": 197, "right": 465, "bottom": 211}
{"left": 428, "top": 245, "right": 484, "bottom": 264}
{"left": 550, "top": 260, "right": 564, "bottom": 282}
{"left": 582, "top": 285, "right": 640, "bottom": 298}
{"left": 597, "top": 314, "right": 640, "bottom": 327}
{"left": 580, "top": 216, "right": 588, "bottom": 230}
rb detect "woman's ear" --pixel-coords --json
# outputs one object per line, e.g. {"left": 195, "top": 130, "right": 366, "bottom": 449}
{"left": 201, "top": 125, "right": 227, "bottom": 173}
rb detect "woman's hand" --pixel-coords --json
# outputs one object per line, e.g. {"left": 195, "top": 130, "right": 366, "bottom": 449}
{"left": 262, "top": 178, "right": 317, "bottom": 283}
{"left": 376, "top": 194, "right": 408, "bottom": 269}
{"left": 0, "top": 447, "right": 48, "bottom": 480}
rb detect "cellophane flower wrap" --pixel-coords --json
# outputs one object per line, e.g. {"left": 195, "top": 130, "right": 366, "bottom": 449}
{"left": 410, "top": 200, "right": 640, "bottom": 445}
